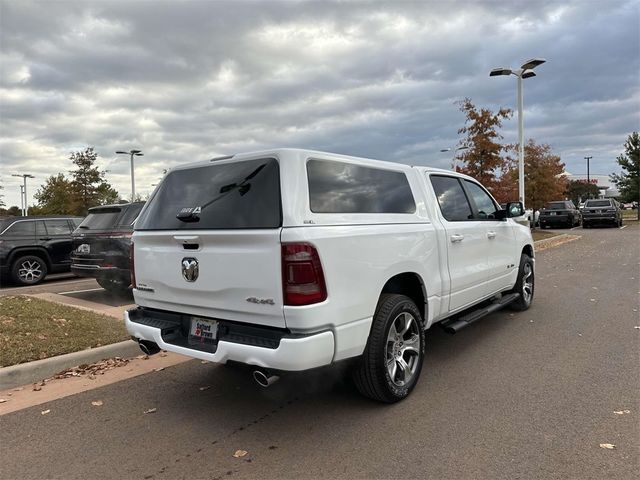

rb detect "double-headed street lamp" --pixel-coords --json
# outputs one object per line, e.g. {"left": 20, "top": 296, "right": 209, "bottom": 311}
{"left": 11, "top": 173, "right": 35, "bottom": 216}
{"left": 440, "top": 146, "right": 469, "bottom": 171}
{"left": 490, "top": 58, "right": 546, "bottom": 208}
{"left": 116, "top": 149, "right": 144, "bottom": 202}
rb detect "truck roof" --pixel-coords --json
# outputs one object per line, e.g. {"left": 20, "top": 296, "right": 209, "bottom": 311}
{"left": 167, "top": 147, "right": 476, "bottom": 181}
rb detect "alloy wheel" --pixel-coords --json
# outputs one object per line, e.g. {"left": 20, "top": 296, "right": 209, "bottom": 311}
{"left": 385, "top": 312, "right": 421, "bottom": 387}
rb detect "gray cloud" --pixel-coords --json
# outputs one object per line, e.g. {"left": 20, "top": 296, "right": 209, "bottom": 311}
{"left": 1, "top": 0, "right": 638, "bottom": 207}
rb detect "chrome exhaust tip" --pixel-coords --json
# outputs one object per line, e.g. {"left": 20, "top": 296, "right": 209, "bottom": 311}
{"left": 138, "top": 340, "right": 160, "bottom": 356}
{"left": 252, "top": 369, "right": 280, "bottom": 388}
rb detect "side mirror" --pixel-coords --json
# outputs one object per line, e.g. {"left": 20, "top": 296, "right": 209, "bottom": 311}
{"left": 506, "top": 201, "right": 525, "bottom": 218}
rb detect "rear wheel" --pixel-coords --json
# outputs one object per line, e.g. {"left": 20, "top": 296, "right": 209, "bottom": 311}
{"left": 11, "top": 255, "right": 48, "bottom": 286}
{"left": 509, "top": 254, "right": 534, "bottom": 311}
{"left": 352, "top": 294, "right": 425, "bottom": 403}
{"left": 97, "top": 276, "right": 131, "bottom": 294}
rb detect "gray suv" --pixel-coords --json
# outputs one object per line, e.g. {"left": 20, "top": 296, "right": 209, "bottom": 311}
{"left": 582, "top": 199, "right": 622, "bottom": 228}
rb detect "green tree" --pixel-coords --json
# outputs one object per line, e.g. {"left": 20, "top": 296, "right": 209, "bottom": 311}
{"left": 68, "top": 147, "right": 119, "bottom": 215}
{"left": 456, "top": 98, "right": 512, "bottom": 191}
{"left": 565, "top": 180, "right": 600, "bottom": 206}
{"left": 33, "top": 173, "right": 74, "bottom": 214}
{"left": 610, "top": 132, "right": 639, "bottom": 219}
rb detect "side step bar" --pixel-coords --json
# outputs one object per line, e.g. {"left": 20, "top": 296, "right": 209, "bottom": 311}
{"left": 441, "top": 293, "right": 521, "bottom": 334}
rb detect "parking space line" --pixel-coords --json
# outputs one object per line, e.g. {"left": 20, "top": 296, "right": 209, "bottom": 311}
{"left": 58, "top": 287, "right": 105, "bottom": 295}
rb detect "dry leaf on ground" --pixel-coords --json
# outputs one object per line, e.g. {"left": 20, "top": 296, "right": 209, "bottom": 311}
{"left": 0, "top": 398, "right": 8, "bottom": 403}
{"left": 91, "top": 400, "right": 104, "bottom": 406}
{"left": 41, "top": 409, "right": 50, "bottom": 415}
{"left": 154, "top": 367, "right": 165, "bottom": 372}
{"left": 613, "top": 410, "right": 631, "bottom": 415}
{"left": 599, "top": 443, "right": 616, "bottom": 449}
{"left": 233, "top": 450, "right": 248, "bottom": 458}
{"left": 143, "top": 408, "right": 157, "bottom": 414}
{"left": 199, "top": 386, "right": 211, "bottom": 391}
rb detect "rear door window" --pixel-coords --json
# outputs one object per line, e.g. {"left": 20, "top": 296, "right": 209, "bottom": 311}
{"left": 307, "top": 160, "right": 415, "bottom": 213}
{"left": 44, "top": 219, "right": 72, "bottom": 235}
{"left": 430, "top": 176, "right": 473, "bottom": 221}
{"left": 585, "top": 200, "right": 612, "bottom": 208}
{"left": 136, "top": 158, "right": 281, "bottom": 230}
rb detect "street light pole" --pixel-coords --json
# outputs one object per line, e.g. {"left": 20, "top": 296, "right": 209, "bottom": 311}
{"left": 19, "top": 185, "right": 24, "bottom": 215}
{"left": 490, "top": 58, "right": 546, "bottom": 209}
{"left": 116, "top": 150, "right": 144, "bottom": 202}
{"left": 440, "top": 146, "right": 469, "bottom": 171}
{"left": 12, "top": 173, "right": 35, "bottom": 216}
{"left": 584, "top": 156, "right": 592, "bottom": 183}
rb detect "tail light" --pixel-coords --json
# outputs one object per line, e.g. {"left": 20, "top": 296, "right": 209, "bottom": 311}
{"left": 282, "top": 243, "right": 327, "bottom": 306}
{"left": 130, "top": 241, "right": 136, "bottom": 288}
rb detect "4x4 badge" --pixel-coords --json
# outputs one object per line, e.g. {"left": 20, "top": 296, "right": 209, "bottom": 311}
{"left": 181, "top": 257, "right": 199, "bottom": 282}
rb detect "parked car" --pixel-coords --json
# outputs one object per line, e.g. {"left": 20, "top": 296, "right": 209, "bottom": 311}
{"left": 538, "top": 201, "right": 581, "bottom": 228}
{"left": 582, "top": 199, "right": 622, "bottom": 228}
{"left": 0, "top": 216, "right": 84, "bottom": 286}
{"left": 71, "top": 202, "right": 145, "bottom": 293}
{"left": 125, "top": 149, "right": 535, "bottom": 403}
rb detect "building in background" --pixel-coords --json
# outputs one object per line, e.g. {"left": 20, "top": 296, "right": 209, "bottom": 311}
{"left": 561, "top": 172, "right": 619, "bottom": 199}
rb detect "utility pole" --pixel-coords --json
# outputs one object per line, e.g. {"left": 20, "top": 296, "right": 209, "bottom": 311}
{"left": 584, "top": 156, "right": 592, "bottom": 184}
{"left": 19, "top": 185, "right": 25, "bottom": 216}
{"left": 12, "top": 174, "right": 35, "bottom": 216}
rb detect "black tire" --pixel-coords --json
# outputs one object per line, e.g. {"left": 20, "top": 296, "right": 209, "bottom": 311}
{"left": 352, "top": 294, "right": 425, "bottom": 403}
{"left": 509, "top": 254, "right": 534, "bottom": 311}
{"left": 97, "top": 276, "right": 131, "bottom": 294}
{"left": 583, "top": 222, "right": 590, "bottom": 229}
{"left": 11, "top": 255, "right": 48, "bottom": 286}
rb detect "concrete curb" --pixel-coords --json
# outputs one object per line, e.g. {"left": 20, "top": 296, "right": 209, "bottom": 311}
{"left": 533, "top": 233, "right": 581, "bottom": 251}
{"left": 0, "top": 340, "right": 142, "bottom": 390}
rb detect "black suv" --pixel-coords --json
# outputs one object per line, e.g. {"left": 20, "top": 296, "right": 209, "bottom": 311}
{"left": 582, "top": 199, "right": 622, "bottom": 228}
{"left": 0, "top": 216, "right": 84, "bottom": 286}
{"left": 539, "top": 201, "right": 581, "bottom": 228}
{"left": 71, "top": 202, "right": 144, "bottom": 293}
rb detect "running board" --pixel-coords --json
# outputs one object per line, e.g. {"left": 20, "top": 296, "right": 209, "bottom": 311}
{"left": 440, "top": 293, "right": 521, "bottom": 334}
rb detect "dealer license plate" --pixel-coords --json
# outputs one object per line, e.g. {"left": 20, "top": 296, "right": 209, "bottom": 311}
{"left": 189, "top": 317, "right": 218, "bottom": 341}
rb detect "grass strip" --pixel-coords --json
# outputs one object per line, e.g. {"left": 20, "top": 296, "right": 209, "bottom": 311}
{"left": 0, "top": 295, "right": 128, "bottom": 367}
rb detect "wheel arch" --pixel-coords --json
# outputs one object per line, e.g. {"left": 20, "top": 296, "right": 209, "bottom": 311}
{"left": 8, "top": 247, "right": 52, "bottom": 269}
{"left": 522, "top": 244, "right": 534, "bottom": 259}
{"left": 379, "top": 272, "right": 427, "bottom": 325}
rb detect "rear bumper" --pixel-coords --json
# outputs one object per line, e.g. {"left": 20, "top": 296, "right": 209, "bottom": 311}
{"left": 71, "top": 263, "right": 129, "bottom": 280}
{"left": 125, "top": 308, "right": 335, "bottom": 371}
{"left": 582, "top": 215, "right": 617, "bottom": 222}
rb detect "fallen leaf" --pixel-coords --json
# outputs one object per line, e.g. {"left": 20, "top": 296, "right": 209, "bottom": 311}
{"left": 154, "top": 367, "right": 165, "bottom": 372}
{"left": 634, "top": 326, "right": 640, "bottom": 330}
{"left": 144, "top": 408, "right": 157, "bottom": 414}
{"left": 599, "top": 443, "right": 615, "bottom": 449}
{"left": 32, "top": 385, "right": 42, "bottom": 391}
{"left": 233, "top": 450, "right": 248, "bottom": 458}
{"left": 41, "top": 409, "right": 50, "bottom": 415}
{"left": 201, "top": 360, "right": 209, "bottom": 364}
{"left": 613, "top": 410, "right": 631, "bottom": 415}
{"left": 91, "top": 400, "right": 103, "bottom": 406}
{"left": 160, "top": 352, "right": 168, "bottom": 357}
{"left": 0, "top": 398, "right": 8, "bottom": 403}
{"left": 199, "top": 386, "right": 211, "bottom": 391}
{"left": 589, "top": 298, "right": 596, "bottom": 302}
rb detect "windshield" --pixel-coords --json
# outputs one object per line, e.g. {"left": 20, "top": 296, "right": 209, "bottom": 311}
{"left": 135, "top": 158, "right": 281, "bottom": 230}
{"left": 585, "top": 200, "right": 612, "bottom": 207}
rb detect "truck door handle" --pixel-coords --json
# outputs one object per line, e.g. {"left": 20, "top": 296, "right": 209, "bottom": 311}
{"left": 487, "top": 231, "right": 496, "bottom": 239}
{"left": 450, "top": 234, "right": 464, "bottom": 243}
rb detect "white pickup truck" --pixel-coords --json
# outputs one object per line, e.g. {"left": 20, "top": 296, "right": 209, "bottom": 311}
{"left": 126, "top": 149, "right": 535, "bottom": 402}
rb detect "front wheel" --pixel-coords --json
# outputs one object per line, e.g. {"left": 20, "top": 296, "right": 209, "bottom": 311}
{"left": 352, "top": 294, "right": 425, "bottom": 403}
{"left": 509, "top": 253, "right": 534, "bottom": 311}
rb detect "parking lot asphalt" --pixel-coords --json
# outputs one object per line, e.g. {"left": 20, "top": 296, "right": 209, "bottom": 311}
{"left": 1, "top": 225, "right": 638, "bottom": 479}
{"left": 0, "top": 274, "right": 98, "bottom": 296}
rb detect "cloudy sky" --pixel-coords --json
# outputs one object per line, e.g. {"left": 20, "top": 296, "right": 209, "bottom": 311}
{"left": 1, "top": 0, "right": 638, "bottom": 207}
